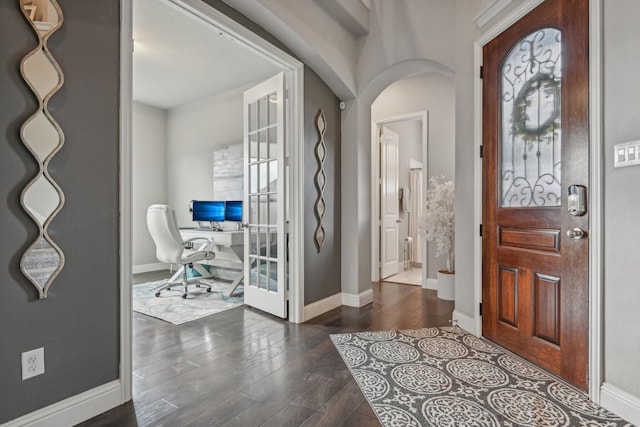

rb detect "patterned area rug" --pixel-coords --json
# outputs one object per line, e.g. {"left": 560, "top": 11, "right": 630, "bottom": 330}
{"left": 133, "top": 279, "right": 243, "bottom": 325}
{"left": 331, "top": 327, "right": 632, "bottom": 427}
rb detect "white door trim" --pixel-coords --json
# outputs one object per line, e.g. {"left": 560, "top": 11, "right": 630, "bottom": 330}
{"left": 120, "top": 0, "right": 133, "bottom": 405}
{"left": 120, "top": 0, "right": 306, "bottom": 404}
{"left": 371, "top": 111, "right": 428, "bottom": 286}
{"left": 472, "top": 0, "right": 603, "bottom": 402}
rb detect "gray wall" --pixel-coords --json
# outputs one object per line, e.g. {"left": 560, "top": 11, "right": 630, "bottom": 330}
{"left": 304, "top": 68, "right": 342, "bottom": 304}
{"left": 0, "top": 1, "right": 120, "bottom": 423}
{"left": 603, "top": 0, "right": 640, "bottom": 398}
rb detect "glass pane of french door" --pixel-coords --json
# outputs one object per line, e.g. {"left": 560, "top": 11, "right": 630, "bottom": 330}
{"left": 243, "top": 73, "right": 286, "bottom": 318}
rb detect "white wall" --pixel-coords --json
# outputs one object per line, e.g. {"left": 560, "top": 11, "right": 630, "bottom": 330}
{"left": 372, "top": 73, "right": 456, "bottom": 279}
{"left": 166, "top": 83, "right": 252, "bottom": 227}
{"left": 372, "top": 73, "right": 455, "bottom": 180}
{"left": 453, "top": 0, "right": 486, "bottom": 318}
{"left": 132, "top": 102, "right": 167, "bottom": 268}
{"left": 603, "top": 0, "right": 640, "bottom": 403}
{"left": 356, "top": 0, "right": 456, "bottom": 93}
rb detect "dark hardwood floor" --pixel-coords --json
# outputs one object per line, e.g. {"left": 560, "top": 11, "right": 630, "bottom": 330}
{"left": 78, "top": 279, "right": 453, "bottom": 426}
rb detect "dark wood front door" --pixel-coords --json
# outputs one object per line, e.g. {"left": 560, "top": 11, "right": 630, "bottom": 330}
{"left": 482, "top": 0, "right": 589, "bottom": 390}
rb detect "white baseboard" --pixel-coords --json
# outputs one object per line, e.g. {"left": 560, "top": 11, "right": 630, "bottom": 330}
{"left": 132, "top": 262, "right": 167, "bottom": 274}
{"left": 600, "top": 383, "right": 640, "bottom": 425}
{"left": 2, "top": 380, "right": 123, "bottom": 427}
{"left": 304, "top": 293, "right": 342, "bottom": 321}
{"left": 425, "top": 278, "right": 437, "bottom": 290}
{"left": 342, "top": 289, "right": 374, "bottom": 307}
{"left": 452, "top": 310, "right": 479, "bottom": 336}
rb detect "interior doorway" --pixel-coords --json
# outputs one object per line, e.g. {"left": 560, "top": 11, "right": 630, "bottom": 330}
{"left": 373, "top": 115, "right": 428, "bottom": 288}
{"left": 370, "top": 72, "right": 456, "bottom": 291}
{"left": 120, "top": 0, "right": 305, "bottom": 401}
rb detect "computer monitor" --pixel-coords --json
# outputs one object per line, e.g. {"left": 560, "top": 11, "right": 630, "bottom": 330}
{"left": 224, "top": 200, "right": 243, "bottom": 222}
{"left": 191, "top": 200, "right": 225, "bottom": 223}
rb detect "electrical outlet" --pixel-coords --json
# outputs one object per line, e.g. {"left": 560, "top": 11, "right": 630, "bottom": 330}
{"left": 21, "top": 347, "right": 45, "bottom": 380}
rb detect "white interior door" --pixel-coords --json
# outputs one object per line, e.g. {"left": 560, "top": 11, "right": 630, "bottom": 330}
{"left": 243, "top": 73, "right": 287, "bottom": 318}
{"left": 380, "top": 126, "right": 400, "bottom": 279}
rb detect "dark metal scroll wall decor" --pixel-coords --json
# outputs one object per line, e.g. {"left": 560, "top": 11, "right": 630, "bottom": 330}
{"left": 19, "top": 0, "right": 66, "bottom": 298}
{"left": 314, "top": 110, "right": 327, "bottom": 251}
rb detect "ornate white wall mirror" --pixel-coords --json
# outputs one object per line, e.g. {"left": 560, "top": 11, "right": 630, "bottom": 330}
{"left": 19, "top": 0, "right": 65, "bottom": 298}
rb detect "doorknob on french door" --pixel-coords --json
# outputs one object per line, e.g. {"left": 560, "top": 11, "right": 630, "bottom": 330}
{"left": 566, "top": 227, "right": 585, "bottom": 239}
{"left": 241, "top": 223, "right": 249, "bottom": 229}
{"left": 396, "top": 219, "right": 402, "bottom": 223}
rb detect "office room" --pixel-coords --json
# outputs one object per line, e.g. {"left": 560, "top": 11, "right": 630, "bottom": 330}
{"left": 131, "top": 0, "right": 281, "bottom": 319}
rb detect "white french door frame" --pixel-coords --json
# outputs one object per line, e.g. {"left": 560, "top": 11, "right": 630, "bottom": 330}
{"left": 119, "top": 0, "right": 306, "bottom": 403}
{"left": 371, "top": 111, "right": 429, "bottom": 287}
{"left": 469, "top": 0, "right": 603, "bottom": 402}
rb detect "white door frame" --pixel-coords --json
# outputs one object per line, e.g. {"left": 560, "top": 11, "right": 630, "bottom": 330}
{"left": 371, "top": 111, "right": 428, "bottom": 287}
{"left": 119, "top": 0, "right": 306, "bottom": 402}
{"left": 470, "top": 0, "right": 603, "bottom": 402}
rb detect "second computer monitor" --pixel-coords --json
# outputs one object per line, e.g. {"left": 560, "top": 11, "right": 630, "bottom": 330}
{"left": 224, "top": 200, "right": 243, "bottom": 222}
{"left": 191, "top": 200, "right": 225, "bottom": 223}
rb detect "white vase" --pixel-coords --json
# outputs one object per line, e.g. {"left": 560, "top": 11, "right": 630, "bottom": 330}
{"left": 437, "top": 270, "right": 455, "bottom": 301}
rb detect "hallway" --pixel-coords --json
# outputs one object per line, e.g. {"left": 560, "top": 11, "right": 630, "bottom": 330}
{"left": 79, "top": 282, "right": 453, "bottom": 426}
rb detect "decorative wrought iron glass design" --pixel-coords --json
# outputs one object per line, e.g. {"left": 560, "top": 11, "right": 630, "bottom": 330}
{"left": 314, "top": 110, "right": 327, "bottom": 251}
{"left": 501, "top": 28, "right": 562, "bottom": 207}
{"left": 19, "top": 0, "right": 65, "bottom": 298}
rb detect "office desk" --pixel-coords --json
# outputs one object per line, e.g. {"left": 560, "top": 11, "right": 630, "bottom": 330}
{"left": 179, "top": 228, "right": 244, "bottom": 297}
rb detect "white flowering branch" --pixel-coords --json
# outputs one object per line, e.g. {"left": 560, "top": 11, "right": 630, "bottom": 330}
{"left": 419, "top": 175, "right": 455, "bottom": 273}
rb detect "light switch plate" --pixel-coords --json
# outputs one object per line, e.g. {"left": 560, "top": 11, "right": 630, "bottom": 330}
{"left": 614, "top": 140, "right": 640, "bottom": 168}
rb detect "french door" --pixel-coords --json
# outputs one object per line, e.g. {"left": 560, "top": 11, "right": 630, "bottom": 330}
{"left": 482, "top": 0, "right": 589, "bottom": 389}
{"left": 243, "top": 73, "right": 287, "bottom": 318}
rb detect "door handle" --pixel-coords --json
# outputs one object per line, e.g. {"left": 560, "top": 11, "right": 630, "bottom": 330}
{"left": 241, "top": 223, "right": 249, "bottom": 229}
{"left": 396, "top": 219, "right": 402, "bottom": 223}
{"left": 566, "top": 227, "right": 586, "bottom": 240}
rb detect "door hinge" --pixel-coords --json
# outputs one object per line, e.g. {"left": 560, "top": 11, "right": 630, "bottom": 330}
{"left": 479, "top": 66, "right": 484, "bottom": 79}
{"left": 479, "top": 145, "right": 483, "bottom": 158}
{"left": 479, "top": 303, "right": 483, "bottom": 316}
{"left": 479, "top": 224, "right": 483, "bottom": 237}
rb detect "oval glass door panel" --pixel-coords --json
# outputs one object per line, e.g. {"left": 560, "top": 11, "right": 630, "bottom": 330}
{"left": 501, "top": 28, "right": 562, "bottom": 207}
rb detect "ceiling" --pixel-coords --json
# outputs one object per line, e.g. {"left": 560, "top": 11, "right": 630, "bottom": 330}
{"left": 133, "top": 0, "right": 281, "bottom": 110}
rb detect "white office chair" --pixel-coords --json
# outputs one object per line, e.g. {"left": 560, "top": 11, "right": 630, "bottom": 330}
{"left": 147, "top": 204, "right": 215, "bottom": 299}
